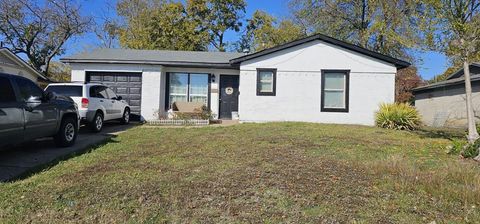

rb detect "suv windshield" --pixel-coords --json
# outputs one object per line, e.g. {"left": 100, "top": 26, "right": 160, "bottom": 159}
{"left": 46, "top": 86, "right": 83, "bottom": 97}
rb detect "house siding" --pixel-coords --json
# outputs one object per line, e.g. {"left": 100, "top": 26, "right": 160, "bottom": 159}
{"left": 0, "top": 53, "right": 38, "bottom": 82}
{"left": 238, "top": 40, "right": 397, "bottom": 126}
{"left": 70, "top": 63, "right": 239, "bottom": 121}
{"left": 415, "top": 81, "right": 480, "bottom": 127}
{"left": 66, "top": 39, "right": 402, "bottom": 125}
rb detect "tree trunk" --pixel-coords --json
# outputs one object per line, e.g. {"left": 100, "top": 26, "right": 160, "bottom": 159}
{"left": 463, "top": 60, "right": 479, "bottom": 144}
{"left": 218, "top": 32, "right": 225, "bottom": 52}
{"left": 475, "top": 153, "right": 480, "bottom": 162}
{"left": 359, "top": 0, "right": 368, "bottom": 47}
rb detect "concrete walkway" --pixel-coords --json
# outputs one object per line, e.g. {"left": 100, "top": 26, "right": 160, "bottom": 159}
{"left": 0, "top": 123, "right": 135, "bottom": 182}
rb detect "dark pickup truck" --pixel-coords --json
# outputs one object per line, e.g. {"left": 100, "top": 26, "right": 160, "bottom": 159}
{"left": 0, "top": 73, "right": 79, "bottom": 149}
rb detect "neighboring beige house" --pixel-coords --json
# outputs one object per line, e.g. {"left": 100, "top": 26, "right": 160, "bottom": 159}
{"left": 0, "top": 48, "right": 48, "bottom": 85}
{"left": 413, "top": 63, "right": 480, "bottom": 127}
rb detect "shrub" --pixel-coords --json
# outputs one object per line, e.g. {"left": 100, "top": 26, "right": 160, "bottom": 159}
{"left": 446, "top": 139, "right": 467, "bottom": 155}
{"left": 461, "top": 139, "right": 480, "bottom": 158}
{"left": 375, "top": 103, "right": 421, "bottom": 130}
{"left": 445, "top": 138, "right": 480, "bottom": 158}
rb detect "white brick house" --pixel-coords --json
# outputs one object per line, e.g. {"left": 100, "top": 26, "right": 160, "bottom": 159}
{"left": 61, "top": 34, "right": 409, "bottom": 125}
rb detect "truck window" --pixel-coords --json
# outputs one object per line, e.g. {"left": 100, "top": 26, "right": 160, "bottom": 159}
{"left": 14, "top": 77, "right": 43, "bottom": 101}
{"left": 0, "top": 77, "right": 16, "bottom": 103}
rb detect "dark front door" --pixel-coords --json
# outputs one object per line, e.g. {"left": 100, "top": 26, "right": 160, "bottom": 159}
{"left": 219, "top": 75, "right": 239, "bottom": 119}
{"left": 87, "top": 72, "right": 142, "bottom": 120}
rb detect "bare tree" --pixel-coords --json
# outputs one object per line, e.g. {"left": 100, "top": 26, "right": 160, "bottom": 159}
{"left": 0, "top": 0, "right": 91, "bottom": 76}
{"left": 94, "top": 20, "right": 120, "bottom": 49}
{"left": 94, "top": 2, "right": 120, "bottom": 49}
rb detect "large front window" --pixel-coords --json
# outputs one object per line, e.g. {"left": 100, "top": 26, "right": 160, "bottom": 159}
{"left": 168, "top": 73, "right": 209, "bottom": 108}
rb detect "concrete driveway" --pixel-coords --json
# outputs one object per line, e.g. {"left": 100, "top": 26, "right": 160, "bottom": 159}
{"left": 0, "top": 122, "right": 136, "bottom": 182}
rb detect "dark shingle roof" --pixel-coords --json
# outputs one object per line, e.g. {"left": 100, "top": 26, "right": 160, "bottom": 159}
{"left": 61, "top": 33, "right": 411, "bottom": 69}
{"left": 445, "top": 63, "right": 480, "bottom": 80}
{"left": 413, "top": 73, "right": 480, "bottom": 92}
{"left": 413, "top": 62, "right": 480, "bottom": 92}
{"left": 60, "top": 48, "right": 245, "bottom": 69}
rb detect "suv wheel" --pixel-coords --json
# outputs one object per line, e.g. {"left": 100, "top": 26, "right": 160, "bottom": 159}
{"left": 120, "top": 108, "right": 130, "bottom": 125}
{"left": 90, "top": 112, "right": 104, "bottom": 132}
{"left": 54, "top": 117, "right": 78, "bottom": 147}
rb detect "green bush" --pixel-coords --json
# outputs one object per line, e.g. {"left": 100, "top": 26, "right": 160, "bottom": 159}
{"left": 445, "top": 138, "right": 480, "bottom": 158}
{"left": 446, "top": 139, "right": 467, "bottom": 155}
{"left": 461, "top": 139, "right": 480, "bottom": 158}
{"left": 375, "top": 103, "right": 421, "bottom": 130}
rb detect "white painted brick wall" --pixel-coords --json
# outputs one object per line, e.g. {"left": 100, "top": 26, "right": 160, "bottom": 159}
{"left": 239, "top": 40, "right": 397, "bottom": 126}
{"left": 141, "top": 69, "right": 163, "bottom": 121}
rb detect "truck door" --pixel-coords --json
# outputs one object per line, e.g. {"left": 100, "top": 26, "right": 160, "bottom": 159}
{"left": 13, "top": 76, "right": 57, "bottom": 140}
{"left": 0, "top": 75, "right": 25, "bottom": 148}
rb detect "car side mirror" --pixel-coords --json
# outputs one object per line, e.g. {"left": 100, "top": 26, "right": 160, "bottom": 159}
{"left": 25, "top": 96, "right": 42, "bottom": 111}
{"left": 42, "top": 91, "right": 55, "bottom": 102}
{"left": 26, "top": 95, "right": 42, "bottom": 103}
{"left": 116, "top": 96, "right": 122, "bottom": 100}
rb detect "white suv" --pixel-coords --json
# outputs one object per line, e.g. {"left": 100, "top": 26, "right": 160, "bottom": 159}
{"left": 45, "top": 83, "right": 130, "bottom": 132}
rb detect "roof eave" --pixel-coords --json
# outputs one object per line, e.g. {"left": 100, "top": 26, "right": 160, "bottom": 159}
{"left": 444, "top": 63, "right": 480, "bottom": 80}
{"left": 413, "top": 76, "right": 480, "bottom": 92}
{"left": 60, "top": 58, "right": 239, "bottom": 69}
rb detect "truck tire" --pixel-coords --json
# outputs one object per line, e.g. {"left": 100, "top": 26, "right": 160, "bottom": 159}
{"left": 54, "top": 117, "right": 78, "bottom": 147}
{"left": 89, "top": 112, "right": 104, "bottom": 132}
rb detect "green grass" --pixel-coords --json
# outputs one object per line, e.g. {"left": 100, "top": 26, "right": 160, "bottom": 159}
{"left": 0, "top": 123, "right": 479, "bottom": 223}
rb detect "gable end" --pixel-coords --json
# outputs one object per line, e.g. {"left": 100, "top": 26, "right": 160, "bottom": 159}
{"left": 230, "top": 33, "right": 410, "bottom": 69}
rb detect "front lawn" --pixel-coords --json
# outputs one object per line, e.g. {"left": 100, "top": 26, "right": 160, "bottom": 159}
{"left": 0, "top": 123, "right": 479, "bottom": 223}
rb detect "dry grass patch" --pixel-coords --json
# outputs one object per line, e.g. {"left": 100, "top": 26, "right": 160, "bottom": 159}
{"left": 0, "top": 122, "right": 478, "bottom": 223}
{"left": 368, "top": 155, "right": 480, "bottom": 222}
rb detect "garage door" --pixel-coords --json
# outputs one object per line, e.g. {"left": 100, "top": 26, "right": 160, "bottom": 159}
{"left": 86, "top": 72, "right": 142, "bottom": 120}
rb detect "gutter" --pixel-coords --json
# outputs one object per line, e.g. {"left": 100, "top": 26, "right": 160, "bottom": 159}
{"left": 60, "top": 59, "right": 239, "bottom": 69}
